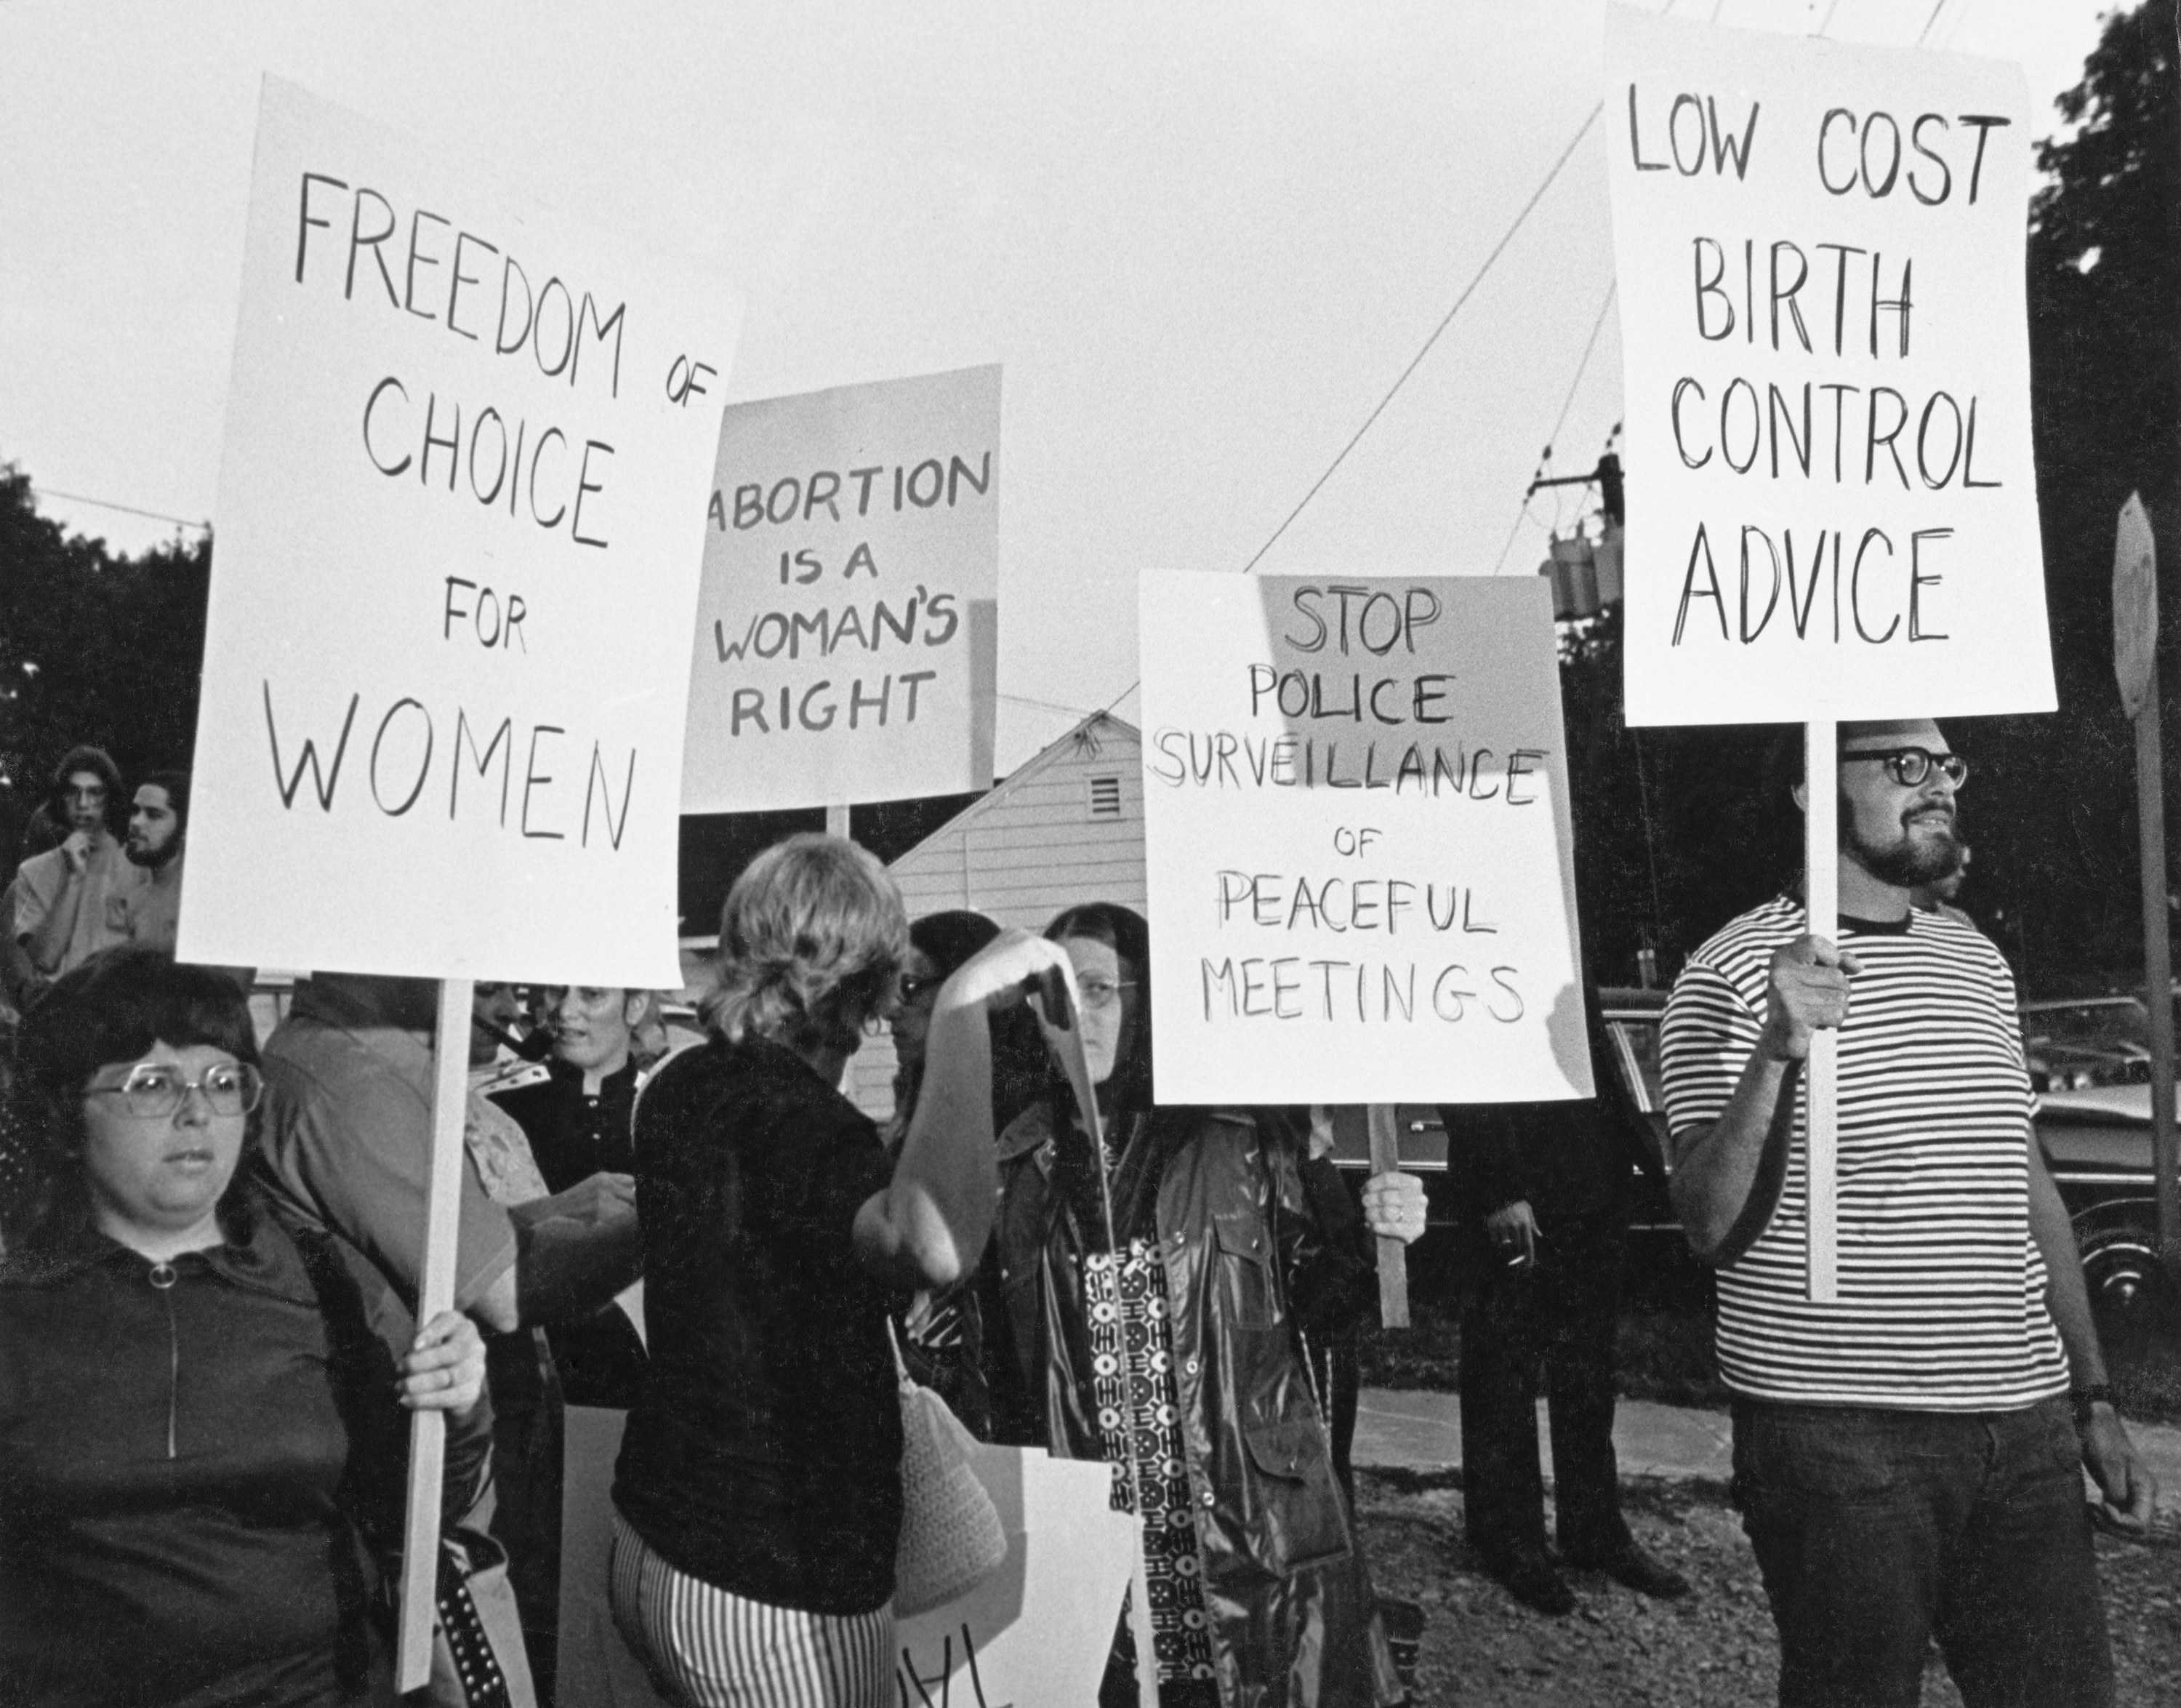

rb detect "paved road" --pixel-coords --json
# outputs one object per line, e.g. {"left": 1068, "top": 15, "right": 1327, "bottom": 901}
{"left": 1356, "top": 1387, "right": 2181, "bottom": 1519}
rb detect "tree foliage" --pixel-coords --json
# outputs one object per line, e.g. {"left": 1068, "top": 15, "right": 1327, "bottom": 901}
{"left": 0, "top": 466, "right": 211, "bottom": 862}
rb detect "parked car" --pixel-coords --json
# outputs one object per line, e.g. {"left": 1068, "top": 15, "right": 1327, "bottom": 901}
{"left": 2021, "top": 994, "right": 2154, "bottom": 1092}
{"left": 1333, "top": 986, "right": 2176, "bottom": 1328}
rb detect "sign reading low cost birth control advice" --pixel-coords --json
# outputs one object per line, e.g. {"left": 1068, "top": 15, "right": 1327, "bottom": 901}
{"left": 1606, "top": 4, "right": 2052, "bottom": 726}
{"left": 1139, "top": 572, "right": 1594, "bottom": 1105}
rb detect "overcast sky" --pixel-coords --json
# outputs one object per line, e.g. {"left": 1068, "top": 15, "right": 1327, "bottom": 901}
{"left": 0, "top": 0, "right": 2121, "bottom": 771}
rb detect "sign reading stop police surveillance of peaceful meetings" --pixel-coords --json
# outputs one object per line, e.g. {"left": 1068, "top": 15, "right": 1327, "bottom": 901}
{"left": 181, "top": 78, "right": 739, "bottom": 988}
{"left": 1140, "top": 572, "right": 1594, "bottom": 1106}
{"left": 680, "top": 366, "right": 1000, "bottom": 813}
{"left": 1606, "top": 5, "right": 2052, "bottom": 726}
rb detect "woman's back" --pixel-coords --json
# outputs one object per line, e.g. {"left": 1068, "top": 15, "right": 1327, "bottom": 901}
{"left": 615, "top": 1035, "right": 904, "bottom": 1618}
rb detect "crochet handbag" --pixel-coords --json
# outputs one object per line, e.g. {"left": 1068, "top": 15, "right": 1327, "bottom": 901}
{"left": 430, "top": 1525, "right": 538, "bottom": 1708}
{"left": 889, "top": 1322, "right": 1008, "bottom": 1616}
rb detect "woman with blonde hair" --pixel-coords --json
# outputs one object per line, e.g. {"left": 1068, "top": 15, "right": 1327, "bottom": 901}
{"left": 608, "top": 834, "right": 1061, "bottom": 1707}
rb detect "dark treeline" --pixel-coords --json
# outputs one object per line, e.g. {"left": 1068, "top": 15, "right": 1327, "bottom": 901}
{"left": 3, "top": 4, "right": 2175, "bottom": 990}
{"left": 0, "top": 467, "right": 211, "bottom": 860}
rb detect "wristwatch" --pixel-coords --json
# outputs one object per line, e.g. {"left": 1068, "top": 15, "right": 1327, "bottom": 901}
{"left": 2069, "top": 1383, "right": 2113, "bottom": 1430}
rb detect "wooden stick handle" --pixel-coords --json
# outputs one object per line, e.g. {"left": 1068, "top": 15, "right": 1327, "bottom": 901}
{"left": 1804, "top": 722, "right": 1839, "bottom": 1304}
{"left": 396, "top": 977, "right": 474, "bottom": 1692}
{"left": 1365, "top": 1104, "right": 1410, "bottom": 1328}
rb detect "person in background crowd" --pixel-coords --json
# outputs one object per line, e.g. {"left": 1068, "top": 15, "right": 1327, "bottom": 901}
{"left": 497, "top": 987, "right": 647, "bottom": 1188}
{"left": 990, "top": 900, "right": 1422, "bottom": 1707}
{"left": 255, "top": 970, "right": 646, "bottom": 1704}
{"left": 611, "top": 834, "right": 1059, "bottom": 1708}
{"left": 1663, "top": 721, "right": 2154, "bottom": 1708}
{"left": 470, "top": 980, "right": 552, "bottom": 1099}
{"left": 1, "top": 798, "right": 65, "bottom": 1017}
{"left": 12, "top": 745, "right": 143, "bottom": 995}
{"left": 492, "top": 985, "right": 651, "bottom": 1408}
{"left": 880, "top": 908, "right": 1047, "bottom": 1439}
{"left": 1910, "top": 840, "right": 1975, "bottom": 926}
{"left": 1439, "top": 979, "right": 1690, "bottom": 1615}
{"left": 119, "top": 769, "right": 188, "bottom": 952}
{"left": 0, "top": 950, "right": 488, "bottom": 1707}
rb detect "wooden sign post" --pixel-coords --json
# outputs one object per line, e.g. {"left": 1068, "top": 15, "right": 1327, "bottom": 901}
{"left": 396, "top": 979, "right": 476, "bottom": 1688}
{"left": 1804, "top": 723, "right": 1840, "bottom": 1302}
{"left": 1365, "top": 1105, "right": 1411, "bottom": 1328}
{"left": 2113, "top": 494, "right": 2179, "bottom": 1276}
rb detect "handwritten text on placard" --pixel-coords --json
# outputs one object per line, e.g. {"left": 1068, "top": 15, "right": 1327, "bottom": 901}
{"left": 1606, "top": 6, "right": 2053, "bottom": 724}
{"left": 681, "top": 367, "right": 1000, "bottom": 812}
{"left": 1139, "top": 572, "right": 1592, "bottom": 1104}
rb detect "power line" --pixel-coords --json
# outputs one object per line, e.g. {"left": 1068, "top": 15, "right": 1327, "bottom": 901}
{"left": 1493, "top": 281, "right": 1618, "bottom": 574}
{"left": 30, "top": 485, "right": 209, "bottom": 533}
{"left": 1237, "top": 99, "right": 1604, "bottom": 576}
{"left": 999, "top": 691, "right": 1098, "bottom": 719}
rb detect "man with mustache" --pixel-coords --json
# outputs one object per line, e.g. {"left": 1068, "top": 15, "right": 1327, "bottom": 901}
{"left": 1660, "top": 719, "right": 2153, "bottom": 1708}
{"left": 119, "top": 769, "right": 188, "bottom": 952}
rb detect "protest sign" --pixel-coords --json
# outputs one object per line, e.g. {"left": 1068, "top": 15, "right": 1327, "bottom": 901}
{"left": 1605, "top": 5, "right": 2049, "bottom": 727}
{"left": 180, "top": 76, "right": 739, "bottom": 987}
{"left": 1139, "top": 572, "right": 1593, "bottom": 1105}
{"left": 558, "top": 1411, "right": 1136, "bottom": 1708}
{"left": 680, "top": 366, "right": 1000, "bottom": 812}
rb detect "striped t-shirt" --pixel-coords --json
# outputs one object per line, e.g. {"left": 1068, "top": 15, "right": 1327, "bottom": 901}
{"left": 1660, "top": 894, "right": 2068, "bottom": 1409}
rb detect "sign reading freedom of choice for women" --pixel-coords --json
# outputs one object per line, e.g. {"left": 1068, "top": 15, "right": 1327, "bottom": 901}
{"left": 1139, "top": 572, "right": 1594, "bottom": 1105}
{"left": 1605, "top": 6, "right": 2052, "bottom": 726}
{"left": 680, "top": 366, "right": 1000, "bottom": 811}
{"left": 180, "top": 78, "right": 739, "bottom": 987}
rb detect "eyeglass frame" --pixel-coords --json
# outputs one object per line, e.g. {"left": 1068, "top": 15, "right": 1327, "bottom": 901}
{"left": 1839, "top": 746, "right": 1969, "bottom": 789}
{"left": 1073, "top": 978, "right": 1138, "bottom": 1013}
{"left": 83, "top": 1061, "right": 265, "bottom": 1120}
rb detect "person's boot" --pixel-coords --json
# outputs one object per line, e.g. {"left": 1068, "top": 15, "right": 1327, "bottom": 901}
{"left": 1484, "top": 1547, "right": 1575, "bottom": 1616}
{"left": 1563, "top": 1536, "right": 1690, "bottom": 1600}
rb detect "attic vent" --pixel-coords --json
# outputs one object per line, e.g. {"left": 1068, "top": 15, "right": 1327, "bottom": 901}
{"left": 1088, "top": 775, "right": 1122, "bottom": 818}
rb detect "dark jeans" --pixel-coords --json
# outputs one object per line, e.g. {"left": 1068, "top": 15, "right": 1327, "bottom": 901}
{"left": 1731, "top": 1397, "right": 2113, "bottom": 1708}
{"left": 1458, "top": 1216, "right": 1627, "bottom": 1563}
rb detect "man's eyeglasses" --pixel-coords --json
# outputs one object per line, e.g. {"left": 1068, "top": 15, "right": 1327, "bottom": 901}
{"left": 1075, "top": 979, "right": 1137, "bottom": 1013}
{"left": 896, "top": 974, "right": 944, "bottom": 1005}
{"left": 1841, "top": 747, "right": 1969, "bottom": 789}
{"left": 85, "top": 1062, "right": 264, "bottom": 1119}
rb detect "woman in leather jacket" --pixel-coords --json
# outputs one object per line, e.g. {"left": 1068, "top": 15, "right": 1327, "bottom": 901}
{"left": 989, "top": 902, "right": 1424, "bottom": 1708}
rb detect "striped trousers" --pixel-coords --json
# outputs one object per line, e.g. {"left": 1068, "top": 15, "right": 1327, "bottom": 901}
{"left": 608, "top": 1513, "right": 894, "bottom": 1708}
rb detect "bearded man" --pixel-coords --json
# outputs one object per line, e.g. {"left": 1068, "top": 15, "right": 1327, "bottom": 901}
{"left": 1660, "top": 720, "right": 2154, "bottom": 1708}
{"left": 120, "top": 769, "right": 189, "bottom": 951}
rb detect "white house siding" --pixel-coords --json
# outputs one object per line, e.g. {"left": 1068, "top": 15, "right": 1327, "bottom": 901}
{"left": 846, "top": 715, "right": 1146, "bottom": 1118}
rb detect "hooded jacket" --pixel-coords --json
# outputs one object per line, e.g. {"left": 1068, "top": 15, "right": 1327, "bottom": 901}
{"left": 993, "top": 1101, "right": 1403, "bottom": 1708}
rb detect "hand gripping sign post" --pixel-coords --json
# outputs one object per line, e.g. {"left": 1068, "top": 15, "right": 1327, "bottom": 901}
{"left": 1605, "top": 7, "right": 2051, "bottom": 1297}
{"left": 2113, "top": 494, "right": 2180, "bottom": 1278}
{"left": 1139, "top": 571, "right": 1596, "bottom": 1322}
{"left": 182, "top": 79, "right": 738, "bottom": 1686}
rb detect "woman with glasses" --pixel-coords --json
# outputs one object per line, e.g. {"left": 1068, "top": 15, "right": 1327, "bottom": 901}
{"left": 989, "top": 902, "right": 1424, "bottom": 1707}
{"left": 0, "top": 948, "right": 488, "bottom": 1707}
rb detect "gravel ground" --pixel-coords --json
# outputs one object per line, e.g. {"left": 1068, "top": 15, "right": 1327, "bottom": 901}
{"left": 1355, "top": 1470, "right": 2181, "bottom": 1706}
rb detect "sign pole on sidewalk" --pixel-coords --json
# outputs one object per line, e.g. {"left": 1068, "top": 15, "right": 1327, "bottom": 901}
{"left": 395, "top": 977, "right": 476, "bottom": 1692}
{"left": 2113, "top": 494, "right": 2179, "bottom": 1276}
{"left": 1804, "top": 721, "right": 1840, "bottom": 1304}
